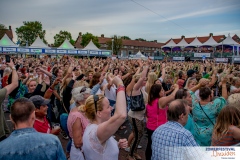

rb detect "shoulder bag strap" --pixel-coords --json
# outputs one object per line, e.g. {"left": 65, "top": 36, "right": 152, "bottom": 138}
{"left": 60, "top": 100, "right": 69, "bottom": 114}
{"left": 198, "top": 102, "right": 214, "bottom": 125}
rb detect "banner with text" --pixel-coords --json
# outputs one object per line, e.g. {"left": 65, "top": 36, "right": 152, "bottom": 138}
{"left": 194, "top": 53, "right": 211, "bottom": 58}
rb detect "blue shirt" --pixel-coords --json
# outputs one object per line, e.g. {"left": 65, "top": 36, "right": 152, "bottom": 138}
{"left": 0, "top": 128, "right": 66, "bottom": 160}
{"left": 151, "top": 121, "right": 201, "bottom": 160}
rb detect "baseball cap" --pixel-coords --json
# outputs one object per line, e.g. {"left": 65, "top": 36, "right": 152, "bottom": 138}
{"left": 187, "top": 69, "right": 196, "bottom": 77}
{"left": 29, "top": 95, "right": 50, "bottom": 108}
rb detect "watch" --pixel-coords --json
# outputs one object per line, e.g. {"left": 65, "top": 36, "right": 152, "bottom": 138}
{"left": 11, "top": 67, "right": 16, "bottom": 70}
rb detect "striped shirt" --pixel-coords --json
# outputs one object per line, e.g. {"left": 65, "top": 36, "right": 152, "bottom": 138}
{"left": 211, "top": 126, "right": 240, "bottom": 146}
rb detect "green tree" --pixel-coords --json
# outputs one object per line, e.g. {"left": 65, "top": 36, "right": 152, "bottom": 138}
{"left": 0, "top": 24, "right": 7, "bottom": 29}
{"left": 135, "top": 38, "right": 146, "bottom": 41}
{"left": 80, "top": 32, "right": 100, "bottom": 48}
{"left": 15, "top": 21, "right": 47, "bottom": 46}
{"left": 106, "top": 35, "right": 123, "bottom": 55}
{"left": 53, "top": 30, "right": 75, "bottom": 47}
{"left": 121, "top": 36, "right": 131, "bottom": 40}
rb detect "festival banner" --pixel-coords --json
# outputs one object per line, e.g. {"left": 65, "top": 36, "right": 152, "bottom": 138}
{"left": 2, "top": 47, "right": 17, "bottom": 52}
{"left": 194, "top": 53, "right": 211, "bottom": 58}
{"left": 67, "top": 50, "right": 78, "bottom": 54}
{"left": 173, "top": 57, "right": 185, "bottom": 61}
{"left": 89, "top": 50, "right": 99, "bottom": 55}
{"left": 57, "top": 50, "right": 67, "bottom": 54}
{"left": 17, "top": 48, "right": 30, "bottom": 53}
{"left": 45, "top": 49, "right": 56, "bottom": 54}
{"left": 78, "top": 50, "right": 88, "bottom": 55}
{"left": 214, "top": 58, "right": 228, "bottom": 63}
{"left": 30, "top": 49, "right": 42, "bottom": 53}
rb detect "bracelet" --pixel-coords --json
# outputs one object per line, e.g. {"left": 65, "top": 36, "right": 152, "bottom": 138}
{"left": 117, "top": 88, "right": 125, "bottom": 93}
{"left": 117, "top": 86, "right": 125, "bottom": 93}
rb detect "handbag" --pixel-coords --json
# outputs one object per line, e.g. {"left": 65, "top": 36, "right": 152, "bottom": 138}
{"left": 130, "top": 89, "right": 145, "bottom": 111}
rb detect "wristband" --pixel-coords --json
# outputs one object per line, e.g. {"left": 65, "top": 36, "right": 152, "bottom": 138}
{"left": 48, "top": 88, "right": 53, "bottom": 92}
{"left": 117, "top": 85, "right": 125, "bottom": 93}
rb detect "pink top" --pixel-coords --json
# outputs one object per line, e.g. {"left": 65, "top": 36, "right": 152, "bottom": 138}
{"left": 67, "top": 111, "right": 89, "bottom": 138}
{"left": 146, "top": 98, "right": 168, "bottom": 131}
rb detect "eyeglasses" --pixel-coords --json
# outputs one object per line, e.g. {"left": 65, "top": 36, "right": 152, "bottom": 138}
{"left": 93, "top": 95, "right": 99, "bottom": 113}
{"left": 80, "top": 87, "right": 86, "bottom": 93}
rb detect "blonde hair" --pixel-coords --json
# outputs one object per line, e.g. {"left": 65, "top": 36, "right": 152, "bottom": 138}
{"left": 3, "top": 67, "right": 12, "bottom": 77}
{"left": 85, "top": 94, "right": 105, "bottom": 121}
{"left": 133, "top": 74, "right": 141, "bottom": 83}
{"left": 227, "top": 93, "right": 240, "bottom": 108}
{"left": 27, "top": 79, "right": 37, "bottom": 87}
{"left": 74, "top": 80, "right": 89, "bottom": 88}
{"left": 145, "top": 72, "right": 157, "bottom": 94}
{"left": 231, "top": 77, "right": 240, "bottom": 86}
{"left": 213, "top": 105, "right": 240, "bottom": 140}
{"left": 184, "top": 78, "right": 197, "bottom": 90}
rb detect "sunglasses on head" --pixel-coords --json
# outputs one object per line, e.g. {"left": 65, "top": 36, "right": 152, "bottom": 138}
{"left": 80, "top": 87, "right": 86, "bottom": 93}
{"left": 93, "top": 95, "right": 99, "bottom": 113}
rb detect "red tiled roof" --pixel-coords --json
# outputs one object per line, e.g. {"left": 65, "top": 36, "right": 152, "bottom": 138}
{"left": 164, "top": 34, "right": 226, "bottom": 45}
{"left": 232, "top": 34, "right": 240, "bottom": 44}
{"left": 0, "top": 29, "right": 13, "bottom": 40}
{"left": 75, "top": 35, "right": 165, "bottom": 48}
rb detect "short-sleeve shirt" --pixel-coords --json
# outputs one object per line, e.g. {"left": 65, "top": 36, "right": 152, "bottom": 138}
{"left": 67, "top": 111, "right": 89, "bottom": 139}
{"left": 192, "top": 97, "right": 226, "bottom": 146}
{"left": 33, "top": 116, "right": 51, "bottom": 134}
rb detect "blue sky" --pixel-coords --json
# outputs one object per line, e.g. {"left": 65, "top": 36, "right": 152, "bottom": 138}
{"left": 0, "top": 0, "right": 239, "bottom": 44}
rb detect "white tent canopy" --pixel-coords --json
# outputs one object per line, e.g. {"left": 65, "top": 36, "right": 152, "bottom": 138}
{"left": 135, "top": 50, "right": 146, "bottom": 58}
{"left": 29, "top": 36, "right": 50, "bottom": 48}
{"left": 188, "top": 37, "right": 202, "bottom": 46}
{"left": 162, "top": 39, "right": 177, "bottom": 48}
{"left": 202, "top": 36, "right": 219, "bottom": 46}
{"left": 83, "top": 40, "right": 100, "bottom": 50}
{"left": 176, "top": 38, "right": 189, "bottom": 47}
{"left": 58, "top": 39, "right": 75, "bottom": 49}
{"left": 0, "top": 34, "right": 18, "bottom": 47}
{"left": 222, "top": 34, "right": 239, "bottom": 45}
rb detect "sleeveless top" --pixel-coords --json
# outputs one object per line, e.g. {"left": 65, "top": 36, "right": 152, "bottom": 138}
{"left": 211, "top": 126, "right": 240, "bottom": 146}
{"left": 146, "top": 98, "right": 168, "bottom": 131}
{"left": 82, "top": 124, "right": 119, "bottom": 160}
{"left": 67, "top": 111, "right": 89, "bottom": 139}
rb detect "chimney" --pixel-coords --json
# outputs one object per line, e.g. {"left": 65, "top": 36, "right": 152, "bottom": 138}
{"left": 79, "top": 32, "right": 82, "bottom": 36}
{"left": 9, "top": 26, "right": 12, "bottom": 30}
{"left": 181, "top": 35, "right": 185, "bottom": 39}
{"left": 154, "top": 40, "right": 157, "bottom": 42}
{"left": 209, "top": 33, "right": 213, "bottom": 37}
{"left": 101, "top": 34, "right": 104, "bottom": 38}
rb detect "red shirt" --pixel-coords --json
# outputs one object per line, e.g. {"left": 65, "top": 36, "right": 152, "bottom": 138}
{"left": 34, "top": 116, "right": 51, "bottom": 133}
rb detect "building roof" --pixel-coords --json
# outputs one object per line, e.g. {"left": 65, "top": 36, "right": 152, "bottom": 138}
{"left": 165, "top": 34, "right": 225, "bottom": 45}
{"left": 0, "top": 26, "right": 13, "bottom": 40}
{"left": 75, "top": 34, "right": 165, "bottom": 49}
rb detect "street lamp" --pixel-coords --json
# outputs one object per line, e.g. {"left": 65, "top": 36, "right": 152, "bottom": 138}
{"left": 111, "top": 38, "right": 114, "bottom": 56}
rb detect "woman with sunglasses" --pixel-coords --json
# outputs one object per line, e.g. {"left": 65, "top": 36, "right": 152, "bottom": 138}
{"left": 82, "top": 76, "right": 128, "bottom": 160}
{"left": 67, "top": 86, "right": 91, "bottom": 160}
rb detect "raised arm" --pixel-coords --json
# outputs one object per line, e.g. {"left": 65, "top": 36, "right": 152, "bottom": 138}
{"left": 97, "top": 77, "right": 127, "bottom": 144}
{"left": 38, "top": 67, "right": 53, "bottom": 78}
{"left": 220, "top": 77, "right": 228, "bottom": 100}
{"left": 5, "top": 59, "right": 18, "bottom": 95}
{"left": 133, "top": 65, "right": 149, "bottom": 91}
{"left": 158, "top": 84, "right": 179, "bottom": 108}
{"left": 159, "top": 63, "right": 166, "bottom": 82}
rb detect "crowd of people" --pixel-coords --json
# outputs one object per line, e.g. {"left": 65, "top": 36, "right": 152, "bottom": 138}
{"left": 0, "top": 55, "right": 240, "bottom": 160}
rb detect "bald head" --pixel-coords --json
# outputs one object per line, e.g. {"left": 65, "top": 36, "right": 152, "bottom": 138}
{"left": 167, "top": 99, "right": 188, "bottom": 122}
